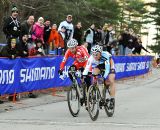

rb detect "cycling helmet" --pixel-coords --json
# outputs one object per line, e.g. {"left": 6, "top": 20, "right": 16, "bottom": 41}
{"left": 67, "top": 39, "right": 78, "bottom": 48}
{"left": 91, "top": 45, "right": 103, "bottom": 53}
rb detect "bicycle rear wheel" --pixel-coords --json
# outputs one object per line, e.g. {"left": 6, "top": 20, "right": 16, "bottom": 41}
{"left": 67, "top": 85, "right": 80, "bottom": 117}
{"left": 103, "top": 86, "right": 115, "bottom": 117}
{"left": 87, "top": 85, "right": 100, "bottom": 121}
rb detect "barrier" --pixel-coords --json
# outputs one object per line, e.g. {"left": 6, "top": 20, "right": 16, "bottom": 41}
{"left": 0, "top": 55, "right": 153, "bottom": 96}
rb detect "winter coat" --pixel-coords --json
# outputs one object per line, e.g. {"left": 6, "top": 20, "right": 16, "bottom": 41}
{"left": 48, "top": 29, "right": 59, "bottom": 48}
{"left": 32, "top": 22, "right": 44, "bottom": 42}
{"left": 3, "top": 16, "right": 21, "bottom": 39}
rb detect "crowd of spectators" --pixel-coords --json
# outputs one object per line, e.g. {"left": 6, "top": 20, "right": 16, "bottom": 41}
{"left": 0, "top": 5, "right": 150, "bottom": 103}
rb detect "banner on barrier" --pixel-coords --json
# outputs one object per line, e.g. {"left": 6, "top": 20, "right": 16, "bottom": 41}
{"left": 0, "top": 56, "right": 152, "bottom": 95}
{"left": 113, "top": 56, "right": 152, "bottom": 79}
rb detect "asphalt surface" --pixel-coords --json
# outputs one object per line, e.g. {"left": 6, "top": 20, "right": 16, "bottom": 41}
{"left": 0, "top": 68, "right": 160, "bottom": 130}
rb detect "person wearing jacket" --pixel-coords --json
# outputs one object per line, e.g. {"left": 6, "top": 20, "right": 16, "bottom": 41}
{"left": 0, "top": 38, "right": 22, "bottom": 59}
{"left": 48, "top": 24, "right": 59, "bottom": 54}
{"left": 20, "top": 15, "right": 35, "bottom": 45}
{"left": 84, "top": 24, "right": 96, "bottom": 54}
{"left": 29, "top": 39, "right": 45, "bottom": 56}
{"left": 20, "top": 34, "right": 29, "bottom": 57}
{"left": 73, "top": 22, "right": 82, "bottom": 46}
{"left": 57, "top": 26, "right": 66, "bottom": 55}
{"left": 32, "top": 17, "right": 44, "bottom": 43}
{"left": 3, "top": 6, "right": 21, "bottom": 43}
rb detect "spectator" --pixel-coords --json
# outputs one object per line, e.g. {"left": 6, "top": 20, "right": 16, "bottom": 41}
{"left": 0, "top": 38, "right": 22, "bottom": 101}
{"left": 0, "top": 38, "right": 22, "bottom": 59}
{"left": 29, "top": 39, "right": 45, "bottom": 56}
{"left": 3, "top": 6, "right": 21, "bottom": 43}
{"left": 118, "top": 28, "right": 130, "bottom": 55}
{"left": 103, "top": 24, "right": 115, "bottom": 52}
{"left": 32, "top": 17, "right": 44, "bottom": 43}
{"left": 132, "top": 35, "right": 150, "bottom": 55}
{"left": 156, "top": 55, "right": 160, "bottom": 67}
{"left": 43, "top": 20, "right": 51, "bottom": 54}
{"left": 125, "top": 28, "right": 135, "bottom": 55}
{"left": 95, "top": 26, "right": 103, "bottom": 45}
{"left": 58, "top": 14, "right": 74, "bottom": 51}
{"left": 48, "top": 24, "right": 59, "bottom": 55}
{"left": 20, "top": 15, "right": 35, "bottom": 48}
{"left": 58, "top": 26, "right": 66, "bottom": 55}
{"left": 73, "top": 22, "right": 83, "bottom": 46}
{"left": 20, "top": 34, "right": 29, "bottom": 57}
{"left": 84, "top": 24, "right": 96, "bottom": 54}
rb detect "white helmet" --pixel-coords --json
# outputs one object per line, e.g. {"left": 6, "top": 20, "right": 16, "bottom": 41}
{"left": 91, "top": 45, "right": 103, "bottom": 53}
{"left": 67, "top": 39, "right": 78, "bottom": 48}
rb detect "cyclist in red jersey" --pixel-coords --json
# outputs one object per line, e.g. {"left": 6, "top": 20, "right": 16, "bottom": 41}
{"left": 59, "top": 39, "right": 89, "bottom": 72}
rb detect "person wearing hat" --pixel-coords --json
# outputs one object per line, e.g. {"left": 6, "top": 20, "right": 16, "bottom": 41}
{"left": 32, "top": 17, "right": 45, "bottom": 43}
{"left": 0, "top": 38, "right": 22, "bottom": 59}
{"left": 3, "top": 5, "right": 21, "bottom": 43}
{"left": 58, "top": 14, "right": 74, "bottom": 52}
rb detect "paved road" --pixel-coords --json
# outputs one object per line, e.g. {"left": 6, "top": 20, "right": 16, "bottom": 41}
{"left": 0, "top": 69, "right": 160, "bottom": 130}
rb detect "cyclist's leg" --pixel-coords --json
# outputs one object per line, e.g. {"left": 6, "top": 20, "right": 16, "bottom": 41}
{"left": 105, "top": 73, "right": 116, "bottom": 97}
{"left": 104, "top": 68, "right": 116, "bottom": 109}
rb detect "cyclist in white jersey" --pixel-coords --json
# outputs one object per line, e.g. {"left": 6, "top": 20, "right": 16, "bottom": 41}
{"left": 83, "top": 45, "right": 116, "bottom": 109}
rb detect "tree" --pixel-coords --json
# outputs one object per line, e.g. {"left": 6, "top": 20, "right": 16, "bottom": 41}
{"left": 118, "top": 0, "right": 150, "bottom": 34}
{"left": 147, "top": 0, "right": 160, "bottom": 54}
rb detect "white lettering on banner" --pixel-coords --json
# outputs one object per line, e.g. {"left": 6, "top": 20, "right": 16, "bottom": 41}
{"left": 20, "top": 67, "right": 55, "bottom": 83}
{"left": 137, "top": 62, "right": 146, "bottom": 70}
{"left": 0, "top": 70, "right": 14, "bottom": 84}
{"left": 126, "top": 63, "right": 137, "bottom": 71}
{"left": 115, "top": 63, "right": 126, "bottom": 73}
{"left": 125, "top": 62, "right": 148, "bottom": 72}
{"left": 59, "top": 66, "right": 70, "bottom": 80}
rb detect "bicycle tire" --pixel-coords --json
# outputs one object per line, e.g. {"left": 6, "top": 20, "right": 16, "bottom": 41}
{"left": 67, "top": 85, "right": 80, "bottom": 117}
{"left": 87, "top": 85, "right": 100, "bottom": 121}
{"left": 103, "top": 86, "right": 115, "bottom": 117}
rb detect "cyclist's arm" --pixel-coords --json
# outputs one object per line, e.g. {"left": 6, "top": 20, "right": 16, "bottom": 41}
{"left": 60, "top": 49, "right": 70, "bottom": 70}
{"left": 83, "top": 56, "right": 93, "bottom": 75}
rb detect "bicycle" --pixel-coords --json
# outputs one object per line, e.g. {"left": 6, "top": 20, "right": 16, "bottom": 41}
{"left": 87, "top": 74, "right": 115, "bottom": 121}
{"left": 67, "top": 66, "right": 87, "bottom": 117}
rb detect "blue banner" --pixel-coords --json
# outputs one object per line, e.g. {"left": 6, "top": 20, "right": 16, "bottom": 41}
{"left": 0, "top": 56, "right": 153, "bottom": 95}
{"left": 113, "top": 56, "right": 153, "bottom": 79}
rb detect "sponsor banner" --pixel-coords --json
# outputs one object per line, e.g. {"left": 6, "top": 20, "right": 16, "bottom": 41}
{"left": 0, "top": 56, "right": 153, "bottom": 95}
{"left": 113, "top": 56, "right": 153, "bottom": 79}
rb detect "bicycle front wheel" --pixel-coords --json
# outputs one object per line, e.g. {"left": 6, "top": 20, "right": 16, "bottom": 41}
{"left": 67, "top": 85, "right": 80, "bottom": 117}
{"left": 87, "top": 85, "right": 100, "bottom": 121}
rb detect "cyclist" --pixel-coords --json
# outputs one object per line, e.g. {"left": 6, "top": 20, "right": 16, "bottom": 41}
{"left": 83, "top": 45, "right": 116, "bottom": 109}
{"left": 58, "top": 38, "right": 90, "bottom": 105}
{"left": 58, "top": 38, "right": 90, "bottom": 84}
{"left": 59, "top": 38, "right": 89, "bottom": 72}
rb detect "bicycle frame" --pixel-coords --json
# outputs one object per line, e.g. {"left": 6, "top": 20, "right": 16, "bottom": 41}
{"left": 69, "top": 70, "right": 83, "bottom": 99}
{"left": 92, "top": 75, "right": 104, "bottom": 99}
